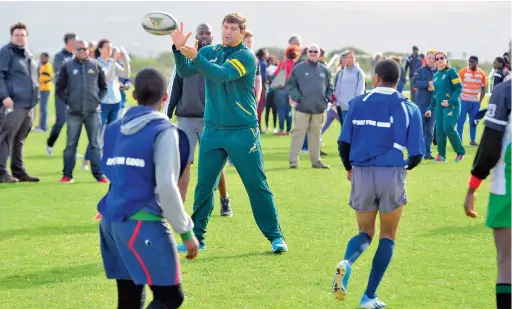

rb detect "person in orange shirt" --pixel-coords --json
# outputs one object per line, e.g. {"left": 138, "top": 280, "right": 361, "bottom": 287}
{"left": 457, "top": 56, "right": 487, "bottom": 146}
{"left": 36, "top": 52, "right": 53, "bottom": 132}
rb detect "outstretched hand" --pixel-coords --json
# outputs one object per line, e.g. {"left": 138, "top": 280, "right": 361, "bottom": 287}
{"left": 181, "top": 40, "right": 199, "bottom": 60}
{"left": 170, "top": 22, "right": 192, "bottom": 50}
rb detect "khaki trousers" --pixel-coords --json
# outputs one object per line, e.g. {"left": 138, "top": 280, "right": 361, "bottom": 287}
{"left": 289, "top": 111, "right": 324, "bottom": 165}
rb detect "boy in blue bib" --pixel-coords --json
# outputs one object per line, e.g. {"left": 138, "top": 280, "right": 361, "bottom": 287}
{"left": 98, "top": 68, "right": 199, "bottom": 308}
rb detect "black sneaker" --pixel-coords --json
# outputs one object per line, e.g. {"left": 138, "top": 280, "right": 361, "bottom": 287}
{"left": 424, "top": 155, "right": 435, "bottom": 160}
{"left": 320, "top": 150, "right": 328, "bottom": 156}
{"left": 14, "top": 174, "right": 40, "bottom": 182}
{"left": 220, "top": 197, "right": 233, "bottom": 217}
{"left": 312, "top": 161, "right": 330, "bottom": 169}
{"left": 469, "top": 141, "right": 479, "bottom": 146}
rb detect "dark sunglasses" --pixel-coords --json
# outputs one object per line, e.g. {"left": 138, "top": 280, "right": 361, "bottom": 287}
{"left": 435, "top": 57, "right": 445, "bottom": 61}
{"left": 76, "top": 47, "right": 87, "bottom": 51}
{"left": 308, "top": 50, "right": 319, "bottom": 54}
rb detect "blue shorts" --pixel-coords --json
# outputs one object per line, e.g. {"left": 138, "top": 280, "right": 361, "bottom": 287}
{"left": 100, "top": 219, "right": 181, "bottom": 286}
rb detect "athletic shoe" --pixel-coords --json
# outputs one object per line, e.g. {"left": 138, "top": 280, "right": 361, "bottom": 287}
{"left": 60, "top": 176, "right": 74, "bottom": 184}
{"left": 332, "top": 260, "right": 351, "bottom": 301}
{"left": 424, "top": 154, "right": 435, "bottom": 160}
{"left": 97, "top": 177, "right": 109, "bottom": 184}
{"left": 360, "top": 294, "right": 386, "bottom": 309}
{"left": 273, "top": 128, "right": 278, "bottom": 134}
{"left": 469, "top": 141, "right": 478, "bottom": 146}
{"left": 434, "top": 155, "right": 447, "bottom": 163}
{"left": 14, "top": 174, "right": 40, "bottom": 182}
{"left": 455, "top": 155, "right": 465, "bottom": 163}
{"left": 320, "top": 150, "right": 328, "bottom": 156}
{"left": 271, "top": 237, "right": 288, "bottom": 253}
{"left": 220, "top": 197, "right": 233, "bottom": 217}
{"left": 46, "top": 146, "right": 53, "bottom": 156}
{"left": 177, "top": 242, "right": 206, "bottom": 252}
{"left": 289, "top": 162, "right": 299, "bottom": 169}
{"left": 312, "top": 161, "right": 330, "bottom": 169}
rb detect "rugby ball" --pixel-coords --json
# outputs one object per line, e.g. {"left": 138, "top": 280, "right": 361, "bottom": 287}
{"left": 141, "top": 11, "right": 179, "bottom": 36}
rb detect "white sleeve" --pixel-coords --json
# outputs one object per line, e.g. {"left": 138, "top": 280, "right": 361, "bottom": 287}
{"left": 154, "top": 127, "right": 193, "bottom": 234}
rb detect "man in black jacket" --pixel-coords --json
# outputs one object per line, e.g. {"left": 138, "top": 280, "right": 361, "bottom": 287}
{"left": 165, "top": 23, "right": 233, "bottom": 217}
{"left": 55, "top": 40, "right": 108, "bottom": 184}
{"left": 0, "top": 22, "right": 40, "bottom": 183}
{"left": 404, "top": 45, "right": 421, "bottom": 102}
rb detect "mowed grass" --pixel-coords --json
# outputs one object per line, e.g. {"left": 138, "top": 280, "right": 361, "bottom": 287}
{"left": 0, "top": 94, "right": 495, "bottom": 309}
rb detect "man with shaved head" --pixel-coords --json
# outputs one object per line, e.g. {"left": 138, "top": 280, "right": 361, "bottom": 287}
{"left": 165, "top": 23, "right": 233, "bottom": 217}
{"left": 287, "top": 43, "right": 333, "bottom": 169}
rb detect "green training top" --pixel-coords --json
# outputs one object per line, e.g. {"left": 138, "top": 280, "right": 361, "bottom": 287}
{"left": 173, "top": 41, "right": 258, "bottom": 129}
{"left": 428, "top": 67, "right": 462, "bottom": 111}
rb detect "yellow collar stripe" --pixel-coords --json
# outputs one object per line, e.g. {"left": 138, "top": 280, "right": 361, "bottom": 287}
{"left": 230, "top": 59, "right": 246, "bottom": 76}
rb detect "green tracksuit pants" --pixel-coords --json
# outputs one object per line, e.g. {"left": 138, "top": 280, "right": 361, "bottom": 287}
{"left": 434, "top": 103, "right": 466, "bottom": 157}
{"left": 191, "top": 126, "right": 283, "bottom": 245}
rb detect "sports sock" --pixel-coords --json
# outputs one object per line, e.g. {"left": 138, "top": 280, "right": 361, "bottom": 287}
{"left": 364, "top": 238, "right": 395, "bottom": 299}
{"left": 496, "top": 284, "right": 511, "bottom": 309}
{"left": 343, "top": 232, "right": 372, "bottom": 265}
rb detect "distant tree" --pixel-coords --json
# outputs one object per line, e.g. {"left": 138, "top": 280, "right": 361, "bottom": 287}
{"left": 327, "top": 46, "right": 369, "bottom": 58}
{"left": 266, "top": 47, "right": 285, "bottom": 59}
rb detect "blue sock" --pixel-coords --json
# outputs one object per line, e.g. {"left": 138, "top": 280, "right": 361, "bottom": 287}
{"left": 343, "top": 232, "right": 372, "bottom": 265}
{"left": 365, "top": 238, "right": 395, "bottom": 299}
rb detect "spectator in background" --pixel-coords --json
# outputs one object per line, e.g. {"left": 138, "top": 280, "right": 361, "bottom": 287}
{"left": 0, "top": 22, "right": 40, "bottom": 183}
{"left": 391, "top": 56, "right": 407, "bottom": 93}
{"left": 88, "top": 41, "right": 97, "bottom": 59}
{"left": 242, "top": 31, "right": 263, "bottom": 130}
{"left": 288, "top": 34, "right": 306, "bottom": 63}
{"left": 264, "top": 55, "right": 278, "bottom": 134}
{"left": 287, "top": 44, "right": 333, "bottom": 169}
{"left": 412, "top": 49, "right": 438, "bottom": 160}
{"left": 273, "top": 44, "right": 299, "bottom": 135}
{"left": 82, "top": 40, "right": 131, "bottom": 171}
{"left": 371, "top": 52, "right": 383, "bottom": 78}
{"left": 116, "top": 46, "right": 131, "bottom": 119}
{"left": 419, "top": 53, "right": 425, "bottom": 66}
{"left": 404, "top": 45, "right": 421, "bottom": 102}
{"left": 457, "top": 56, "right": 487, "bottom": 146}
{"left": 256, "top": 48, "right": 269, "bottom": 131}
{"left": 56, "top": 40, "right": 108, "bottom": 184}
{"left": 334, "top": 51, "right": 365, "bottom": 125}
{"left": 46, "top": 32, "right": 77, "bottom": 155}
{"left": 320, "top": 48, "right": 326, "bottom": 65}
{"left": 35, "top": 52, "right": 53, "bottom": 132}
{"left": 493, "top": 57, "right": 508, "bottom": 89}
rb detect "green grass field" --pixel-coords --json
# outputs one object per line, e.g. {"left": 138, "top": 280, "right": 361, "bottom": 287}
{"left": 0, "top": 95, "right": 496, "bottom": 309}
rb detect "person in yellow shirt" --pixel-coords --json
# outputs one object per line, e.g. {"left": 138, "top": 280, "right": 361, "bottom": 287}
{"left": 37, "top": 52, "right": 53, "bottom": 132}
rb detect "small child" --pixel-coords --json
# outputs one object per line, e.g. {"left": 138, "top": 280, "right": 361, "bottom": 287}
{"left": 98, "top": 68, "right": 198, "bottom": 308}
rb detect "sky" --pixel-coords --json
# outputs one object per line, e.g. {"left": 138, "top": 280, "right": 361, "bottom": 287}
{"left": 0, "top": 1, "right": 510, "bottom": 61}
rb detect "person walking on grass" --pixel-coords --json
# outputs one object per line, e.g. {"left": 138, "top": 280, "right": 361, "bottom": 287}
{"left": 35, "top": 52, "right": 53, "bottom": 133}
{"left": 333, "top": 59, "right": 424, "bottom": 309}
{"left": 424, "top": 51, "right": 466, "bottom": 163}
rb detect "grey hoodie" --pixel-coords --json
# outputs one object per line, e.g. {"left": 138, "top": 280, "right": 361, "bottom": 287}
{"left": 120, "top": 111, "right": 193, "bottom": 235}
{"left": 334, "top": 65, "right": 365, "bottom": 111}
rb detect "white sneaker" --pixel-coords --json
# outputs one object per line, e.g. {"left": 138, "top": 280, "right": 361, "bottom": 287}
{"left": 46, "top": 146, "right": 53, "bottom": 156}
{"left": 273, "top": 128, "right": 278, "bottom": 134}
{"left": 81, "top": 160, "right": 90, "bottom": 171}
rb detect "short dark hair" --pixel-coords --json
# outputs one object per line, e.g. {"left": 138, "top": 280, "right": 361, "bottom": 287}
{"left": 10, "top": 22, "right": 28, "bottom": 35}
{"left": 244, "top": 30, "right": 254, "bottom": 39}
{"left": 495, "top": 57, "right": 505, "bottom": 66}
{"left": 222, "top": 13, "right": 247, "bottom": 31}
{"left": 133, "top": 68, "right": 167, "bottom": 107}
{"left": 374, "top": 59, "right": 401, "bottom": 86}
{"left": 412, "top": 45, "right": 419, "bottom": 51}
{"left": 255, "top": 48, "right": 267, "bottom": 59}
{"left": 64, "top": 33, "right": 77, "bottom": 44}
{"left": 469, "top": 55, "right": 479, "bottom": 62}
{"left": 419, "top": 53, "right": 425, "bottom": 59}
{"left": 40, "top": 52, "right": 49, "bottom": 58}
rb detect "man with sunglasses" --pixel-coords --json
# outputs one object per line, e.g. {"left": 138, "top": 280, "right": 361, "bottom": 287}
{"left": 457, "top": 56, "right": 487, "bottom": 146}
{"left": 287, "top": 44, "right": 333, "bottom": 169}
{"left": 55, "top": 40, "right": 108, "bottom": 183}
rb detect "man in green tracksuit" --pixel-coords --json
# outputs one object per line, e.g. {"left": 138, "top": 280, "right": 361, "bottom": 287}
{"left": 425, "top": 51, "right": 466, "bottom": 163}
{"left": 170, "top": 13, "right": 287, "bottom": 253}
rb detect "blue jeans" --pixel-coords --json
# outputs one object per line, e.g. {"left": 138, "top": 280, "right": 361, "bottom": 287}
{"left": 85, "top": 103, "right": 120, "bottom": 160}
{"left": 422, "top": 113, "right": 436, "bottom": 157}
{"left": 47, "top": 95, "right": 68, "bottom": 147}
{"left": 457, "top": 100, "right": 480, "bottom": 142}
{"left": 275, "top": 89, "right": 292, "bottom": 133}
{"left": 63, "top": 112, "right": 103, "bottom": 179}
{"left": 38, "top": 91, "right": 50, "bottom": 131}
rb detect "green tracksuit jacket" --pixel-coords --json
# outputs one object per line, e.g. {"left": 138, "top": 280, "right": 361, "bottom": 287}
{"left": 428, "top": 67, "right": 465, "bottom": 157}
